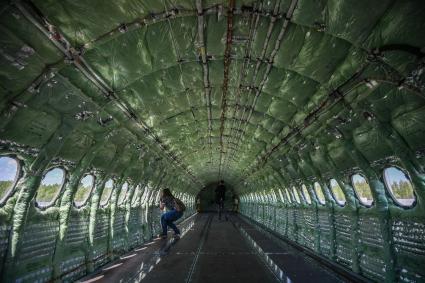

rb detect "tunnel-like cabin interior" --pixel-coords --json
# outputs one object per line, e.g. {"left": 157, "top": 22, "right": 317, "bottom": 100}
{"left": 0, "top": 0, "right": 425, "bottom": 282}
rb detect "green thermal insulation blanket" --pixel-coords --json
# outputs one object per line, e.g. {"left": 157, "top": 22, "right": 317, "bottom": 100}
{"left": 0, "top": 0, "right": 424, "bottom": 282}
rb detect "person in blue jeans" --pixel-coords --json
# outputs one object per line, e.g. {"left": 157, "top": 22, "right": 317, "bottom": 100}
{"left": 158, "top": 188, "right": 183, "bottom": 239}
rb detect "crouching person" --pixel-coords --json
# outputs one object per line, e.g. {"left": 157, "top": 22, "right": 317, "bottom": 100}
{"left": 158, "top": 188, "right": 185, "bottom": 239}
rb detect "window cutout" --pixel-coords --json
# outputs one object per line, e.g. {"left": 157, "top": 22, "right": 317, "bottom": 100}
{"left": 301, "top": 184, "right": 312, "bottom": 204}
{"left": 74, "top": 175, "right": 94, "bottom": 207}
{"left": 384, "top": 167, "right": 415, "bottom": 207}
{"left": 100, "top": 179, "right": 113, "bottom": 205}
{"left": 118, "top": 182, "right": 129, "bottom": 204}
{"left": 154, "top": 190, "right": 161, "bottom": 204}
{"left": 292, "top": 186, "right": 301, "bottom": 203}
{"left": 278, "top": 189, "right": 286, "bottom": 203}
{"left": 131, "top": 185, "right": 141, "bottom": 205}
{"left": 314, "top": 182, "right": 325, "bottom": 204}
{"left": 141, "top": 189, "right": 149, "bottom": 205}
{"left": 285, "top": 189, "right": 292, "bottom": 203}
{"left": 271, "top": 192, "right": 276, "bottom": 202}
{"left": 329, "top": 179, "right": 346, "bottom": 205}
{"left": 37, "top": 168, "right": 65, "bottom": 207}
{"left": 0, "top": 156, "right": 19, "bottom": 203}
{"left": 352, "top": 174, "right": 373, "bottom": 206}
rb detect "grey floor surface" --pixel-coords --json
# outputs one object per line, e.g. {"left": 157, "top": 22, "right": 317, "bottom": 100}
{"left": 80, "top": 213, "right": 347, "bottom": 283}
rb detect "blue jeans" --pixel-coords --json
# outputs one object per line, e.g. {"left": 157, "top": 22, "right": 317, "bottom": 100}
{"left": 161, "top": 210, "right": 183, "bottom": 236}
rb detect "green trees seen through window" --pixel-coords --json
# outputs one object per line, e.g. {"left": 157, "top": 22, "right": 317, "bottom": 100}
{"left": 329, "top": 179, "right": 346, "bottom": 206}
{"left": 301, "top": 184, "right": 312, "bottom": 204}
{"left": 352, "top": 174, "right": 373, "bottom": 206}
{"left": 118, "top": 182, "right": 129, "bottom": 204}
{"left": 384, "top": 167, "right": 415, "bottom": 207}
{"left": 36, "top": 168, "right": 65, "bottom": 206}
{"left": 314, "top": 182, "right": 325, "bottom": 204}
{"left": 100, "top": 179, "right": 114, "bottom": 205}
{"left": 0, "top": 156, "right": 18, "bottom": 202}
{"left": 74, "top": 175, "right": 94, "bottom": 206}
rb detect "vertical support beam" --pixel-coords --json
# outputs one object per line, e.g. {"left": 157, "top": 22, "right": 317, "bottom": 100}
{"left": 146, "top": 167, "right": 164, "bottom": 239}
{"left": 273, "top": 171, "right": 288, "bottom": 236}
{"left": 306, "top": 181, "right": 321, "bottom": 252}
{"left": 87, "top": 173, "right": 107, "bottom": 273}
{"left": 87, "top": 146, "right": 124, "bottom": 272}
{"left": 287, "top": 157, "right": 318, "bottom": 250}
{"left": 52, "top": 138, "right": 108, "bottom": 280}
{"left": 286, "top": 157, "right": 308, "bottom": 206}
{"left": 132, "top": 182, "right": 146, "bottom": 245}
{"left": 107, "top": 152, "right": 140, "bottom": 260}
{"left": 275, "top": 169, "right": 294, "bottom": 238}
{"left": 196, "top": 0, "right": 213, "bottom": 159}
{"left": 123, "top": 183, "right": 137, "bottom": 251}
{"left": 301, "top": 152, "right": 338, "bottom": 260}
{"left": 292, "top": 154, "right": 322, "bottom": 253}
{"left": 286, "top": 158, "right": 308, "bottom": 246}
{"left": 142, "top": 188, "right": 154, "bottom": 239}
{"left": 218, "top": 0, "right": 235, "bottom": 177}
{"left": 146, "top": 170, "right": 165, "bottom": 237}
{"left": 107, "top": 179, "right": 123, "bottom": 260}
{"left": 344, "top": 138, "right": 396, "bottom": 282}
{"left": 320, "top": 147, "right": 360, "bottom": 273}
{"left": 2, "top": 122, "right": 73, "bottom": 280}
{"left": 319, "top": 178, "right": 337, "bottom": 260}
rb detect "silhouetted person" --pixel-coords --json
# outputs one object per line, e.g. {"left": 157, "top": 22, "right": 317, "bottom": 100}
{"left": 196, "top": 195, "right": 201, "bottom": 212}
{"left": 215, "top": 180, "right": 227, "bottom": 220}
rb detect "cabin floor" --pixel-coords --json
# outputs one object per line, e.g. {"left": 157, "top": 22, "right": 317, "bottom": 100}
{"left": 79, "top": 213, "right": 347, "bottom": 283}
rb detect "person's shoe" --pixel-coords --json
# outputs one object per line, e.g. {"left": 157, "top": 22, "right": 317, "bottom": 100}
{"left": 173, "top": 234, "right": 181, "bottom": 239}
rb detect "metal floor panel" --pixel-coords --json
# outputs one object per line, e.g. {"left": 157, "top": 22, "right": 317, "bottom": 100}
{"left": 237, "top": 218, "right": 346, "bottom": 283}
{"left": 79, "top": 213, "right": 349, "bottom": 283}
{"left": 142, "top": 213, "right": 277, "bottom": 283}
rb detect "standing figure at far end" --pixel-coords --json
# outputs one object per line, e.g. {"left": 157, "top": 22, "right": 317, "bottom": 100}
{"left": 215, "top": 180, "right": 227, "bottom": 221}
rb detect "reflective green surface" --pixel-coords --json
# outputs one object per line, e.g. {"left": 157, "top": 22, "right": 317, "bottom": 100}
{"left": 0, "top": 0, "right": 424, "bottom": 282}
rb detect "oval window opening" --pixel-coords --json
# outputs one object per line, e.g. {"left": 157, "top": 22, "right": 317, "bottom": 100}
{"left": 384, "top": 167, "right": 415, "bottom": 207}
{"left": 285, "top": 189, "right": 292, "bottom": 203}
{"left": 330, "top": 179, "right": 346, "bottom": 206}
{"left": 36, "top": 168, "right": 65, "bottom": 207}
{"left": 0, "top": 156, "right": 19, "bottom": 203}
{"left": 301, "top": 184, "right": 312, "bottom": 204}
{"left": 278, "top": 189, "right": 286, "bottom": 203}
{"left": 131, "top": 185, "right": 141, "bottom": 205}
{"left": 74, "top": 174, "right": 94, "bottom": 207}
{"left": 314, "top": 182, "right": 325, "bottom": 204}
{"left": 141, "top": 188, "right": 150, "bottom": 205}
{"left": 292, "top": 186, "right": 301, "bottom": 203}
{"left": 118, "top": 182, "right": 129, "bottom": 204}
{"left": 100, "top": 179, "right": 114, "bottom": 205}
{"left": 352, "top": 174, "right": 373, "bottom": 206}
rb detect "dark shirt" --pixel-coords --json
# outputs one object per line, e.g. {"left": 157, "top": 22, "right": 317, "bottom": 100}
{"left": 215, "top": 184, "right": 226, "bottom": 202}
{"left": 160, "top": 196, "right": 175, "bottom": 211}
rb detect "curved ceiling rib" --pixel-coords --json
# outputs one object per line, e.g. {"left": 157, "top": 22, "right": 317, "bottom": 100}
{"left": 14, "top": 0, "right": 201, "bottom": 186}
{"left": 218, "top": 0, "right": 235, "bottom": 179}
{"left": 195, "top": 0, "right": 213, "bottom": 166}
{"left": 0, "top": 0, "right": 423, "bottom": 190}
{"left": 225, "top": 0, "right": 298, "bottom": 172}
